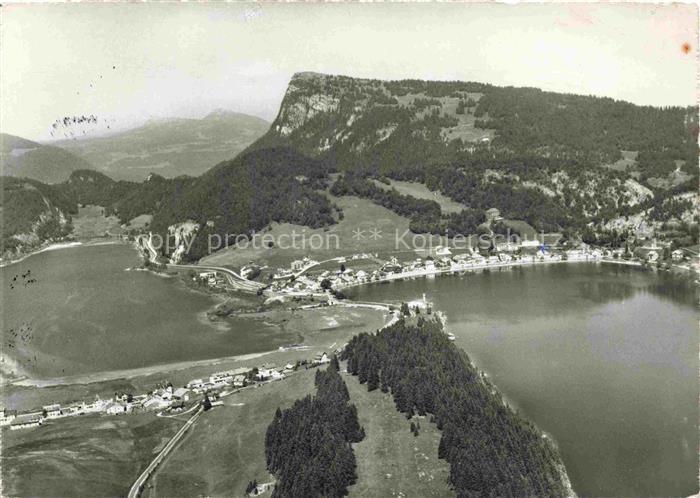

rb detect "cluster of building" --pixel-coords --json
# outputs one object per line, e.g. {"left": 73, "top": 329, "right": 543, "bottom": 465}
{"left": 195, "top": 271, "right": 227, "bottom": 287}
{"left": 0, "top": 388, "right": 195, "bottom": 430}
{"left": 189, "top": 235, "right": 696, "bottom": 301}
{"left": 264, "top": 244, "right": 608, "bottom": 296}
{"left": 2, "top": 353, "right": 336, "bottom": 431}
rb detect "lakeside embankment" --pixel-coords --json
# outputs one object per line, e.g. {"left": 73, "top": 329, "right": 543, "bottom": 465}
{"left": 335, "top": 256, "right": 647, "bottom": 292}
{"left": 11, "top": 351, "right": 274, "bottom": 388}
{"left": 0, "top": 240, "right": 123, "bottom": 269}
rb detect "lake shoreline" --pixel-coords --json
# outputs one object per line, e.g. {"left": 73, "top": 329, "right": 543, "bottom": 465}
{"left": 10, "top": 350, "right": 276, "bottom": 388}
{"left": 0, "top": 239, "right": 126, "bottom": 269}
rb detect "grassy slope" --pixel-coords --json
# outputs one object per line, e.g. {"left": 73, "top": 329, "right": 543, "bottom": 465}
{"left": 70, "top": 204, "right": 124, "bottom": 238}
{"left": 344, "top": 371, "right": 454, "bottom": 498}
{"left": 1, "top": 413, "right": 182, "bottom": 498}
{"left": 500, "top": 219, "right": 538, "bottom": 239}
{"left": 149, "top": 369, "right": 319, "bottom": 497}
{"left": 151, "top": 364, "right": 454, "bottom": 498}
{"left": 200, "top": 194, "right": 445, "bottom": 269}
{"left": 371, "top": 179, "right": 465, "bottom": 214}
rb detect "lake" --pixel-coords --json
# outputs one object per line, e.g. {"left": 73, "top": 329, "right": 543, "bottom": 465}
{"left": 1, "top": 243, "right": 292, "bottom": 379}
{"left": 347, "top": 263, "right": 698, "bottom": 497}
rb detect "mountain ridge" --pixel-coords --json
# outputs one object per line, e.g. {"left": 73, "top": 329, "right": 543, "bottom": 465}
{"left": 3, "top": 73, "right": 697, "bottom": 261}
{"left": 1, "top": 133, "right": 95, "bottom": 184}
{"left": 53, "top": 110, "right": 270, "bottom": 181}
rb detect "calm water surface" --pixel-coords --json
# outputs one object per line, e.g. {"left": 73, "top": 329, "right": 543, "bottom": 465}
{"left": 348, "top": 263, "right": 698, "bottom": 497}
{"left": 1, "top": 244, "right": 290, "bottom": 378}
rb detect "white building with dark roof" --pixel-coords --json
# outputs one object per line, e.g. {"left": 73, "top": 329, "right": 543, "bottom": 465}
{"left": 10, "top": 413, "right": 44, "bottom": 430}
{"left": 43, "top": 404, "right": 62, "bottom": 418}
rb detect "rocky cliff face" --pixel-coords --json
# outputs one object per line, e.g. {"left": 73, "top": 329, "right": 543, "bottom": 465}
{"left": 264, "top": 72, "right": 492, "bottom": 161}
{"left": 273, "top": 73, "right": 341, "bottom": 137}
{"left": 1, "top": 179, "right": 74, "bottom": 259}
{"left": 168, "top": 220, "right": 199, "bottom": 264}
{"left": 254, "top": 72, "right": 700, "bottom": 241}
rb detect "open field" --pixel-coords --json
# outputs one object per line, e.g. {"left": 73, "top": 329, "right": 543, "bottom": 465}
{"left": 438, "top": 94, "right": 495, "bottom": 143}
{"left": 200, "top": 195, "right": 430, "bottom": 269}
{"left": 604, "top": 150, "right": 638, "bottom": 172}
{"left": 344, "top": 371, "right": 454, "bottom": 497}
{"left": 70, "top": 204, "right": 124, "bottom": 239}
{"left": 149, "top": 368, "right": 319, "bottom": 497}
{"left": 150, "top": 362, "right": 453, "bottom": 498}
{"left": 499, "top": 219, "right": 538, "bottom": 239}
{"left": 371, "top": 179, "right": 465, "bottom": 214}
{"left": 1, "top": 413, "right": 182, "bottom": 498}
{"left": 391, "top": 92, "right": 494, "bottom": 143}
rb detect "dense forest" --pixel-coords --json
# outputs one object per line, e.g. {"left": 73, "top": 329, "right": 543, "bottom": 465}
{"left": 330, "top": 174, "right": 441, "bottom": 220}
{"left": 265, "top": 358, "right": 365, "bottom": 498}
{"left": 1, "top": 177, "right": 75, "bottom": 253}
{"left": 262, "top": 73, "right": 697, "bottom": 187}
{"left": 251, "top": 72, "right": 697, "bottom": 235}
{"left": 473, "top": 87, "right": 697, "bottom": 174}
{"left": 330, "top": 174, "right": 490, "bottom": 236}
{"left": 148, "top": 146, "right": 335, "bottom": 261}
{"left": 342, "top": 319, "right": 571, "bottom": 498}
{"left": 4, "top": 74, "right": 696, "bottom": 258}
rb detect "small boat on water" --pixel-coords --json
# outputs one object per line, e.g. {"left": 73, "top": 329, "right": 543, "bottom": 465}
{"left": 447, "top": 332, "right": 456, "bottom": 341}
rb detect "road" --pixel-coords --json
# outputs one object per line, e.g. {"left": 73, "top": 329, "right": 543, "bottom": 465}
{"left": 127, "top": 406, "right": 204, "bottom": 498}
{"left": 137, "top": 233, "right": 264, "bottom": 292}
{"left": 168, "top": 263, "right": 265, "bottom": 292}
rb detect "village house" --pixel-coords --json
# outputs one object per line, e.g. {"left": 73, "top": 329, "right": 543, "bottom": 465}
{"left": 173, "top": 387, "right": 190, "bottom": 402}
{"left": 10, "top": 412, "right": 44, "bottom": 430}
{"left": 485, "top": 207, "right": 502, "bottom": 222}
{"left": 187, "top": 379, "right": 205, "bottom": 390}
{"left": 105, "top": 401, "right": 130, "bottom": 415}
{"left": 83, "top": 397, "right": 110, "bottom": 414}
{"left": 43, "top": 404, "right": 62, "bottom": 419}
{"left": 634, "top": 239, "right": 669, "bottom": 261}
{"left": 381, "top": 257, "right": 402, "bottom": 274}
{"left": 143, "top": 396, "right": 171, "bottom": 411}
{"left": 435, "top": 245, "right": 452, "bottom": 256}
{"left": 314, "top": 352, "right": 331, "bottom": 365}
{"left": 198, "top": 271, "right": 217, "bottom": 286}
{"left": 232, "top": 375, "right": 247, "bottom": 388}
{"left": 518, "top": 239, "right": 542, "bottom": 255}
{"left": 158, "top": 386, "right": 174, "bottom": 400}
{"left": 672, "top": 249, "right": 685, "bottom": 262}
{"left": 495, "top": 241, "right": 518, "bottom": 252}
{"left": 0, "top": 408, "right": 17, "bottom": 426}
{"left": 210, "top": 372, "right": 234, "bottom": 385}
{"left": 255, "top": 369, "right": 284, "bottom": 381}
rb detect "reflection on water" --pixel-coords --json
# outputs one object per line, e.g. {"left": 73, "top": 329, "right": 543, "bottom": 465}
{"left": 348, "top": 262, "right": 698, "bottom": 497}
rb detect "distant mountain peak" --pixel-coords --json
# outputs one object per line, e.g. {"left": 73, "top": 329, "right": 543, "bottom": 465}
{"left": 204, "top": 108, "right": 238, "bottom": 119}
{"left": 53, "top": 110, "right": 270, "bottom": 181}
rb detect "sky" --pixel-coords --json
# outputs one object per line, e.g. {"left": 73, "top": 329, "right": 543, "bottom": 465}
{"left": 1, "top": 2, "right": 697, "bottom": 142}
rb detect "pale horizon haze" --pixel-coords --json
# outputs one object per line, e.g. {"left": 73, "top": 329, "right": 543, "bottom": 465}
{"left": 1, "top": 2, "right": 697, "bottom": 142}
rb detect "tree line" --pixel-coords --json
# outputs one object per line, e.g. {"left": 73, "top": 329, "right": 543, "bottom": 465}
{"left": 264, "top": 358, "right": 365, "bottom": 497}
{"left": 342, "top": 318, "right": 571, "bottom": 498}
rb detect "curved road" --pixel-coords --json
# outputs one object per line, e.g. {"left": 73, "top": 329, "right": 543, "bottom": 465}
{"left": 136, "top": 234, "right": 264, "bottom": 292}
{"left": 127, "top": 406, "right": 204, "bottom": 498}
{"left": 168, "top": 263, "right": 265, "bottom": 291}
